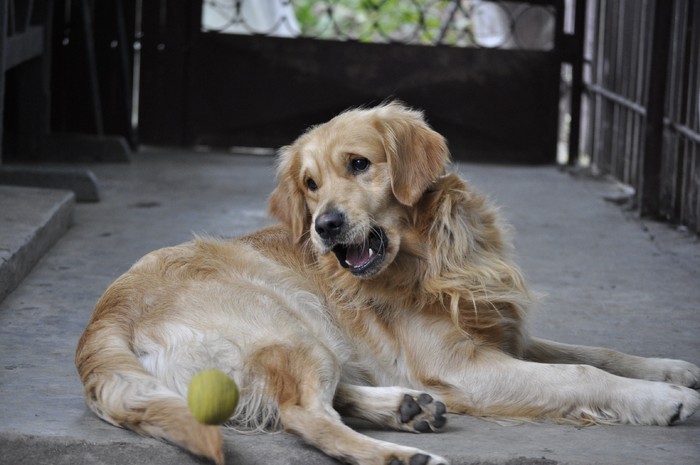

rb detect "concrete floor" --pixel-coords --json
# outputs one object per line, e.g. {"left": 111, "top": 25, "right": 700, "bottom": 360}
{"left": 1, "top": 148, "right": 699, "bottom": 464}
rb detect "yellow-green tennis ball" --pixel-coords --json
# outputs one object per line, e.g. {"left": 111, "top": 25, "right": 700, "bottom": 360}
{"left": 187, "top": 369, "right": 239, "bottom": 425}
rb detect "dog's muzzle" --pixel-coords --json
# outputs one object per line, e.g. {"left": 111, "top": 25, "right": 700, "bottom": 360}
{"left": 314, "top": 210, "right": 388, "bottom": 276}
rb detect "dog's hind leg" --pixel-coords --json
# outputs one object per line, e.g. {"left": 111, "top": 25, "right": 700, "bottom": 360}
{"left": 334, "top": 384, "right": 448, "bottom": 433}
{"left": 250, "top": 343, "right": 449, "bottom": 465}
{"left": 431, "top": 347, "right": 700, "bottom": 426}
{"left": 524, "top": 337, "right": 700, "bottom": 388}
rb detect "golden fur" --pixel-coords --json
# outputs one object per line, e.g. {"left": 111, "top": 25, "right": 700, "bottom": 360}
{"left": 76, "top": 103, "right": 700, "bottom": 465}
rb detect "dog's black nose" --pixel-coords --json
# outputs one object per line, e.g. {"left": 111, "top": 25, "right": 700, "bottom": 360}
{"left": 315, "top": 210, "right": 345, "bottom": 240}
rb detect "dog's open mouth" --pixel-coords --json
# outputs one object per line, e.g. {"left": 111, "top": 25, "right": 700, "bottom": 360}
{"left": 332, "top": 228, "right": 388, "bottom": 276}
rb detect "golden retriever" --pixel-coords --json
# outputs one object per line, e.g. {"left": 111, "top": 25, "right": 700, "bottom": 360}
{"left": 76, "top": 102, "right": 700, "bottom": 465}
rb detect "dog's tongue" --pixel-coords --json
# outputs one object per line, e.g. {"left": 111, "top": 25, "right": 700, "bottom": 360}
{"left": 345, "top": 241, "right": 372, "bottom": 268}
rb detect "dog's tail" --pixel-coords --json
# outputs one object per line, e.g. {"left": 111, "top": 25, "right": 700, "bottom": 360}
{"left": 75, "top": 286, "right": 224, "bottom": 465}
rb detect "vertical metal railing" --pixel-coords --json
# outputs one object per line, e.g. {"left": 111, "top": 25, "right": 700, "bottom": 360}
{"left": 640, "top": 0, "right": 673, "bottom": 217}
{"left": 659, "top": 0, "right": 700, "bottom": 230}
{"left": 585, "top": 0, "right": 651, "bottom": 188}
{"left": 582, "top": 0, "right": 700, "bottom": 233}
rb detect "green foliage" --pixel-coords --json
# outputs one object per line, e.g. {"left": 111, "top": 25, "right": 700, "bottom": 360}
{"left": 292, "top": 0, "right": 458, "bottom": 45}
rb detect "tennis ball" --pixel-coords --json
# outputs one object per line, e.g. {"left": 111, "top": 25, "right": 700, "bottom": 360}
{"left": 187, "top": 369, "right": 239, "bottom": 425}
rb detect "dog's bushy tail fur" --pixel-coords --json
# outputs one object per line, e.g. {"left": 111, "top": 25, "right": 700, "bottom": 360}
{"left": 75, "top": 282, "right": 224, "bottom": 465}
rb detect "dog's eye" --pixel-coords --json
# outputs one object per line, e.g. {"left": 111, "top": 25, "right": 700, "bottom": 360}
{"left": 306, "top": 178, "right": 318, "bottom": 192}
{"left": 350, "top": 157, "right": 370, "bottom": 173}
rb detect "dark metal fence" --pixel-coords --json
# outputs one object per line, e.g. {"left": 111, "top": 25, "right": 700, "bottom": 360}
{"left": 9, "top": 0, "right": 699, "bottom": 231}
{"left": 139, "top": 0, "right": 569, "bottom": 163}
{"left": 581, "top": 0, "right": 700, "bottom": 233}
{"left": 201, "top": 0, "right": 557, "bottom": 50}
{"left": 8, "top": 1, "right": 570, "bottom": 165}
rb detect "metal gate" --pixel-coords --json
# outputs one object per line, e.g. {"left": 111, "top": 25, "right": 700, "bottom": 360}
{"left": 581, "top": 0, "right": 700, "bottom": 232}
{"left": 138, "top": 0, "right": 571, "bottom": 163}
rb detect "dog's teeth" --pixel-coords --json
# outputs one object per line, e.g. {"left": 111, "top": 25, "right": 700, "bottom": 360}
{"left": 369, "top": 248, "right": 375, "bottom": 257}
{"left": 345, "top": 260, "right": 352, "bottom": 267}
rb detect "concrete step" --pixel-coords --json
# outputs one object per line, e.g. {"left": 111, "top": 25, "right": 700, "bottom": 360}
{"left": 0, "top": 185, "right": 75, "bottom": 302}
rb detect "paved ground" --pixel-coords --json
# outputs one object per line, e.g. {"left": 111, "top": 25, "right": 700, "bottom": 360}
{"left": 1, "top": 148, "right": 699, "bottom": 465}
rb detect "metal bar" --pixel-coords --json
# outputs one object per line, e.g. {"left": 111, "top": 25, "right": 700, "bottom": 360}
{"left": 594, "top": 0, "right": 609, "bottom": 173}
{"left": 666, "top": 120, "right": 700, "bottom": 147}
{"left": 670, "top": 0, "right": 692, "bottom": 221}
{"left": 184, "top": 0, "right": 204, "bottom": 146}
{"left": 130, "top": 0, "right": 143, "bottom": 136}
{"left": 80, "top": 0, "right": 104, "bottom": 135}
{"left": 591, "top": 0, "right": 605, "bottom": 171}
{"left": 622, "top": 0, "right": 637, "bottom": 185}
{"left": 114, "top": 0, "right": 136, "bottom": 146}
{"left": 640, "top": 0, "right": 674, "bottom": 217}
{"left": 567, "top": 0, "right": 586, "bottom": 165}
{"left": 632, "top": 0, "right": 648, "bottom": 189}
{"left": 585, "top": 83, "right": 646, "bottom": 116}
{"left": 608, "top": 0, "right": 622, "bottom": 183}
{"left": 615, "top": 0, "right": 627, "bottom": 181}
{"left": 0, "top": 0, "right": 7, "bottom": 162}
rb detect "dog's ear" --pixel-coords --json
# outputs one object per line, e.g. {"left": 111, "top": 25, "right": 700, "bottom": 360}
{"left": 268, "top": 145, "right": 310, "bottom": 243}
{"left": 377, "top": 103, "right": 450, "bottom": 206}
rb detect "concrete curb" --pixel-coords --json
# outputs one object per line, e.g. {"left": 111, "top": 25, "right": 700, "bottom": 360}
{"left": 0, "top": 185, "right": 75, "bottom": 302}
{"left": 0, "top": 166, "right": 100, "bottom": 202}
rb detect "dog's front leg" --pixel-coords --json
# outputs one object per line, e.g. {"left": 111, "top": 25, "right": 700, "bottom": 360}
{"left": 333, "top": 384, "right": 448, "bottom": 433}
{"left": 524, "top": 337, "right": 700, "bottom": 388}
{"left": 430, "top": 349, "right": 700, "bottom": 426}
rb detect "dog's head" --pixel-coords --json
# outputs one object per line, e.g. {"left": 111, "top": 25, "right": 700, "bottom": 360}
{"left": 269, "top": 102, "right": 450, "bottom": 278}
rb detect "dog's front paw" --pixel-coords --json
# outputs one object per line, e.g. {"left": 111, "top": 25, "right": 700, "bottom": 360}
{"left": 660, "top": 385, "right": 700, "bottom": 424}
{"left": 399, "top": 393, "right": 447, "bottom": 433}
{"left": 642, "top": 358, "right": 700, "bottom": 388}
{"left": 622, "top": 383, "right": 700, "bottom": 425}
